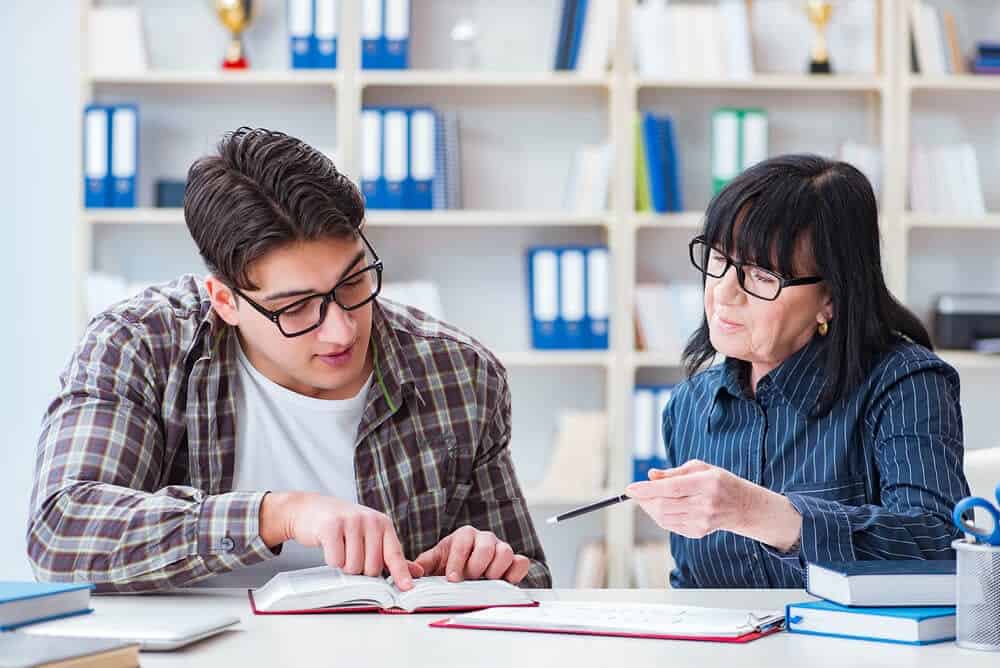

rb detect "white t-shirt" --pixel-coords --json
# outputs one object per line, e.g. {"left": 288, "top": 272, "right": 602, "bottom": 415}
{"left": 200, "top": 343, "right": 372, "bottom": 588}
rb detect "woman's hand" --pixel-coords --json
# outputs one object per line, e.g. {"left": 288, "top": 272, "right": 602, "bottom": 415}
{"left": 625, "top": 460, "right": 803, "bottom": 551}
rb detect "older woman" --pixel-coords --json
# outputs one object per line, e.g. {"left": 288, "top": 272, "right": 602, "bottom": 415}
{"left": 627, "top": 154, "right": 970, "bottom": 588}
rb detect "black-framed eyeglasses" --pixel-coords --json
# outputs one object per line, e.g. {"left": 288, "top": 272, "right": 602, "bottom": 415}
{"left": 688, "top": 235, "right": 823, "bottom": 301}
{"left": 233, "top": 230, "right": 384, "bottom": 338}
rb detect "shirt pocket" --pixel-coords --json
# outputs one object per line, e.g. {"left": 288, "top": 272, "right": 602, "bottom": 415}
{"left": 782, "top": 476, "right": 867, "bottom": 505}
{"left": 399, "top": 483, "right": 472, "bottom": 558}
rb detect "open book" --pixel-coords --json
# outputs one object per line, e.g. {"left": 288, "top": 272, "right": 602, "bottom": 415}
{"left": 248, "top": 566, "right": 537, "bottom": 615}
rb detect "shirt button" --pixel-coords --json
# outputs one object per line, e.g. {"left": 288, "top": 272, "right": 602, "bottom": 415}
{"left": 220, "top": 536, "right": 236, "bottom": 552}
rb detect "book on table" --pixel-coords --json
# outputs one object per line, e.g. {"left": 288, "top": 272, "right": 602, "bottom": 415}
{"left": 0, "top": 634, "right": 139, "bottom": 668}
{"left": 805, "top": 560, "right": 956, "bottom": 607}
{"left": 248, "top": 566, "right": 537, "bottom": 615}
{"left": 0, "top": 581, "right": 94, "bottom": 631}
{"left": 786, "top": 600, "right": 956, "bottom": 645}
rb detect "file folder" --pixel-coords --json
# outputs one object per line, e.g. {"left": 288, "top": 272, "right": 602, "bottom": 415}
{"left": 314, "top": 0, "right": 338, "bottom": 69}
{"left": 407, "top": 108, "right": 434, "bottom": 210}
{"left": 585, "top": 247, "right": 609, "bottom": 349}
{"left": 83, "top": 105, "right": 110, "bottom": 208}
{"left": 288, "top": 0, "right": 313, "bottom": 69}
{"left": 654, "top": 386, "right": 674, "bottom": 470}
{"left": 711, "top": 108, "right": 740, "bottom": 195}
{"left": 528, "top": 248, "right": 560, "bottom": 350}
{"left": 110, "top": 105, "right": 137, "bottom": 208}
{"left": 382, "top": 109, "right": 408, "bottom": 209}
{"left": 559, "top": 248, "right": 588, "bottom": 349}
{"left": 361, "top": 0, "right": 383, "bottom": 69}
{"left": 361, "top": 108, "right": 383, "bottom": 209}
{"left": 740, "top": 109, "right": 768, "bottom": 172}
{"left": 383, "top": 0, "right": 410, "bottom": 69}
{"left": 633, "top": 387, "right": 656, "bottom": 483}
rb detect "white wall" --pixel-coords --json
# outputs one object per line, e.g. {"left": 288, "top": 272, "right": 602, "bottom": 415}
{"left": 2, "top": 2, "right": 79, "bottom": 580}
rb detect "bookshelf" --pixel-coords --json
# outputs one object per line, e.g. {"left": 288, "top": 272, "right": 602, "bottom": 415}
{"left": 76, "top": 0, "right": 1000, "bottom": 588}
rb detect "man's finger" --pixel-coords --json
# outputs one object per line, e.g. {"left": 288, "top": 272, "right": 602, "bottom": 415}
{"left": 362, "top": 520, "right": 384, "bottom": 577}
{"left": 444, "top": 528, "right": 477, "bottom": 582}
{"left": 344, "top": 525, "right": 364, "bottom": 574}
{"left": 413, "top": 542, "right": 444, "bottom": 576}
{"left": 382, "top": 526, "right": 413, "bottom": 590}
{"left": 484, "top": 542, "right": 515, "bottom": 580}
{"left": 406, "top": 560, "right": 425, "bottom": 578}
{"left": 503, "top": 555, "right": 532, "bottom": 584}
{"left": 321, "top": 532, "right": 346, "bottom": 571}
{"left": 465, "top": 532, "right": 497, "bottom": 580}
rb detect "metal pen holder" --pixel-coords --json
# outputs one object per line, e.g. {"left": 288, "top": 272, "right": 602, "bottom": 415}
{"left": 953, "top": 538, "right": 1000, "bottom": 651}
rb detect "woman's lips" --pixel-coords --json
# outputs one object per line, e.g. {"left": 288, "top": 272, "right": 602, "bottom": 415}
{"left": 713, "top": 314, "right": 744, "bottom": 332}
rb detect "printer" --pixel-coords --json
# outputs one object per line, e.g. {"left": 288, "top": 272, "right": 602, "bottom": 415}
{"left": 933, "top": 294, "right": 1000, "bottom": 352}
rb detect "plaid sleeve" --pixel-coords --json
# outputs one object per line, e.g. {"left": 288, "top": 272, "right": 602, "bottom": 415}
{"left": 455, "top": 360, "right": 552, "bottom": 588}
{"left": 27, "top": 315, "right": 274, "bottom": 592}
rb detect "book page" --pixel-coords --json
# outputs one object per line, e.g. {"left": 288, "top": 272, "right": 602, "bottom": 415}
{"left": 253, "top": 566, "right": 395, "bottom": 612}
{"left": 391, "top": 577, "right": 534, "bottom": 612}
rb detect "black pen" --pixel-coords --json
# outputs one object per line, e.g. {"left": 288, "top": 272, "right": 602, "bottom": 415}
{"left": 545, "top": 493, "right": 631, "bottom": 524}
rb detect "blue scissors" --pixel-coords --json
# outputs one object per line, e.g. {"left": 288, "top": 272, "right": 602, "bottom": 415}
{"left": 952, "top": 483, "right": 1000, "bottom": 546}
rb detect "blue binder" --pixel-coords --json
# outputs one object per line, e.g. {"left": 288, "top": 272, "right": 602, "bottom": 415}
{"left": 314, "top": 0, "right": 338, "bottom": 69}
{"left": 381, "top": 108, "right": 408, "bottom": 209}
{"left": 642, "top": 113, "right": 668, "bottom": 213}
{"left": 406, "top": 108, "right": 434, "bottom": 210}
{"left": 109, "top": 104, "right": 138, "bottom": 208}
{"left": 83, "top": 105, "right": 110, "bottom": 208}
{"left": 662, "top": 116, "right": 683, "bottom": 212}
{"left": 566, "top": 0, "right": 589, "bottom": 70}
{"left": 559, "top": 247, "right": 589, "bottom": 349}
{"left": 528, "top": 247, "right": 561, "bottom": 349}
{"left": 585, "top": 246, "right": 609, "bottom": 349}
{"left": 361, "top": 0, "right": 383, "bottom": 69}
{"left": 383, "top": 0, "right": 409, "bottom": 69}
{"left": 432, "top": 111, "right": 447, "bottom": 210}
{"left": 360, "top": 108, "right": 384, "bottom": 209}
{"left": 288, "top": 0, "right": 313, "bottom": 68}
{"left": 554, "top": 0, "right": 577, "bottom": 70}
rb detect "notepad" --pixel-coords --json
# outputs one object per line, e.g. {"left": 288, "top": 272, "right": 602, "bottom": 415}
{"left": 431, "top": 601, "right": 784, "bottom": 643}
{"left": 248, "top": 566, "right": 536, "bottom": 614}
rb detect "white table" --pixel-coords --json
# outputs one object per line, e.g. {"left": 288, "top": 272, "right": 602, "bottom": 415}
{"left": 88, "top": 588, "right": 996, "bottom": 667}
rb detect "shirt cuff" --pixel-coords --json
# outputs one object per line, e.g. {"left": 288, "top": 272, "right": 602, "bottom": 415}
{"left": 193, "top": 491, "right": 277, "bottom": 567}
{"left": 785, "top": 492, "right": 856, "bottom": 564}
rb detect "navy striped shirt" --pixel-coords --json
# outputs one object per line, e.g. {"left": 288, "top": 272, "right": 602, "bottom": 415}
{"left": 663, "top": 336, "right": 969, "bottom": 589}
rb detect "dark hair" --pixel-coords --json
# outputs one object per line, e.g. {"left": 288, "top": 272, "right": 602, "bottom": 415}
{"left": 683, "top": 153, "right": 931, "bottom": 416}
{"left": 184, "top": 127, "right": 365, "bottom": 290}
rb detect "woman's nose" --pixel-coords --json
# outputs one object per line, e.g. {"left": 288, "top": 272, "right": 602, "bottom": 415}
{"left": 713, "top": 266, "right": 745, "bottom": 304}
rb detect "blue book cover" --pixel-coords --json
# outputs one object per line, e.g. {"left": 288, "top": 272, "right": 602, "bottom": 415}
{"left": 313, "top": 0, "right": 338, "bottom": 69}
{"left": 361, "top": 0, "right": 384, "bottom": 69}
{"left": 83, "top": 105, "right": 111, "bottom": 208}
{"left": 661, "top": 116, "right": 683, "bottom": 212}
{"left": 806, "top": 559, "right": 956, "bottom": 607}
{"left": 382, "top": 0, "right": 410, "bottom": 70}
{"left": 528, "top": 247, "right": 561, "bottom": 350}
{"left": 0, "top": 582, "right": 95, "bottom": 631}
{"left": 558, "top": 247, "right": 589, "bottom": 349}
{"left": 288, "top": 0, "right": 314, "bottom": 69}
{"left": 109, "top": 104, "right": 138, "bottom": 208}
{"left": 786, "top": 600, "right": 955, "bottom": 646}
{"left": 810, "top": 560, "right": 956, "bottom": 578}
{"left": 642, "top": 114, "right": 668, "bottom": 213}
{"left": 554, "top": 0, "right": 577, "bottom": 70}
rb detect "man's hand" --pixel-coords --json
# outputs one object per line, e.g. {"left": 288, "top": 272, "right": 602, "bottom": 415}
{"left": 259, "top": 492, "right": 423, "bottom": 590}
{"left": 625, "top": 459, "right": 802, "bottom": 551}
{"left": 413, "top": 526, "right": 531, "bottom": 584}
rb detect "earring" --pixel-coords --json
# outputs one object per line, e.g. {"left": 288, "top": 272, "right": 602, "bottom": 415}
{"left": 818, "top": 321, "right": 829, "bottom": 336}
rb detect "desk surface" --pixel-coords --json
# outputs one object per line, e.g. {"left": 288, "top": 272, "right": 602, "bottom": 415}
{"left": 90, "top": 588, "right": 996, "bottom": 667}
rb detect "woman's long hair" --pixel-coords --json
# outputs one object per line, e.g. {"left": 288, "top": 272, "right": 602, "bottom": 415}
{"left": 683, "top": 154, "right": 931, "bottom": 416}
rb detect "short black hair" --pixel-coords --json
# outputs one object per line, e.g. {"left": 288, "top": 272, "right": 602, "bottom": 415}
{"left": 184, "top": 127, "right": 365, "bottom": 290}
{"left": 684, "top": 153, "right": 931, "bottom": 416}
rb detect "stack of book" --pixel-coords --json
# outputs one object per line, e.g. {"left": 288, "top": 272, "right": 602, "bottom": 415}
{"left": 711, "top": 107, "right": 767, "bottom": 196}
{"left": 787, "top": 560, "right": 957, "bottom": 645}
{"left": 553, "top": 0, "right": 616, "bottom": 75}
{"left": 0, "top": 581, "right": 138, "bottom": 667}
{"left": 288, "top": 0, "right": 339, "bottom": 69}
{"left": 82, "top": 104, "right": 138, "bottom": 208}
{"left": 361, "top": 106, "right": 461, "bottom": 210}
{"left": 632, "top": 1, "right": 753, "bottom": 80}
{"left": 361, "top": 0, "right": 409, "bottom": 70}
{"left": 635, "top": 113, "right": 683, "bottom": 214}
{"left": 909, "top": 143, "right": 986, "bottom": 216}
{"left": 910, "top": 1, "right": 966, "bottom": 75}
{"left": 972, "top": 42, "right": 1000, "bottom": 75}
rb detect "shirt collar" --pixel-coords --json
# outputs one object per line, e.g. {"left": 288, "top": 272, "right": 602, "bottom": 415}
{"left": 711, "top": 335, "right": 828, "bottom": 417}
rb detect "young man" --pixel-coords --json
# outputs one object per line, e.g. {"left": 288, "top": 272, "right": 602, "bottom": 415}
{"left": 28, "top": 127, "right": 550, "bottom": 592}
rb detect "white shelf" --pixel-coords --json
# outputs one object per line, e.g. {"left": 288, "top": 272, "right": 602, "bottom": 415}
{"left": 360, "top": 70, "right": 610, "bottom": 89}
{"left": 908, "top": 75, "right": 1000, "bottom": 92}
{"left": 498, "top": 351, "right": 611, "bottom": 368}
{"left": 84, "top": 208, "right": 184, "bottom": 225}
{"left": 84, "top": 209, "right": 610, "bottom": 229}
{"left": 636, "top": 75, "right": 884, "bottom": 92}
{"left": 633, "top": 212, "right": 704, "bottom": 230}
{"left": 629, "top": 351, "right": 685, "bottom": 369}
{"left": 364, "top": 210, "right": 610, "bottom": 227}
{"left": 87, "top": 70, "right": 340, "bottom": 87}
{"left": 906, "top": 214, "right": 1000, "bottom": 231}
{"left": 937, "top": 350, "right": 1000, "bottom": 370}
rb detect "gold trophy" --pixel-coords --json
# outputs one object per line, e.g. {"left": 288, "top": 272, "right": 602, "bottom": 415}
{"left": 213, "top": 0, "right": 257, "bottom": 69}
{"left": 806, "top": 1, "right": 834, "bottom": 74}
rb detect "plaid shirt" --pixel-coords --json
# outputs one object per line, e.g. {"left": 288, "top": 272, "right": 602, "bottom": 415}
{"left": 28, "top": 275, "right": 550, "bottom": 591}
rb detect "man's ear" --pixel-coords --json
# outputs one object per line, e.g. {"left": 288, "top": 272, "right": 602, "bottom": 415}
{"left": 204, "top": 275, "right": 240, "bottom": 327}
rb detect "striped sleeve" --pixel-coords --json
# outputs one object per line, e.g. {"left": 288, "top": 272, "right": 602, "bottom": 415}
{"left": 782, "top": 363, "right": 967, "bottom": 565}
{"left": 26, "top": 315, "right": 275, "bottom": 591}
